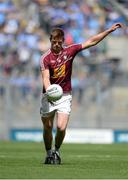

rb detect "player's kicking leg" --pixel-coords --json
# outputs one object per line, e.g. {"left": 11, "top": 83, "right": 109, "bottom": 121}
{"left": 54, "top": 112, "right": 70, "bottom": 164}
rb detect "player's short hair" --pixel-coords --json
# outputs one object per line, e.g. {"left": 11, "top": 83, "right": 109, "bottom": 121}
{"left": 50, "top": 28, "right": 64, "bottom": 41}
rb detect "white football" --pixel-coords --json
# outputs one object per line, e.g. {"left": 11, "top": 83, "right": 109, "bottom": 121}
{"left": 46, "top": 84, "right": 63, "bottom": 101}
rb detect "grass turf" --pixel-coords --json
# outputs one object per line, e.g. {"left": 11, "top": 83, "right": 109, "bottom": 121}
{"left": 0, "top": 141, "right": 128, "bottom": 179}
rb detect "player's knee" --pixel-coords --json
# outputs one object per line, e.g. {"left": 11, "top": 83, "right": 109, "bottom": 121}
{"left": 57, "top": 124, "right": 66, "bottom": 132}
{"left": 42, "top": 120, "right": 53, "bottom": 131}
{"left": 44, "top": 123, "right": 53, "bottom": 131}
{"left": 44, "top": 127, "right": 52, "bottom": 133}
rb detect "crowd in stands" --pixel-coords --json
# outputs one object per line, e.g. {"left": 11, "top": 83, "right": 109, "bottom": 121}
{"left": 0, "top": 0, "right": 127, "bottom": 104}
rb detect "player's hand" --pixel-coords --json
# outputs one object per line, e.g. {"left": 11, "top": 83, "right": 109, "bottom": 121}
{"left": 110, "top": 23, "right": 123, "bottom": 32}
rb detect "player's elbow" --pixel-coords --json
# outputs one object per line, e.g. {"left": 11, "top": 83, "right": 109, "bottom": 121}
{"left": 89, "top": 39, "right": 98, "bottom": 46}
{"left": 82, "top": 40, "right": 97, "bottom": 49}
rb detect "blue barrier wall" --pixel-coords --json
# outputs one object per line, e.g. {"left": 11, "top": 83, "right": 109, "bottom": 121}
{"left": 114, "top": 130, "right": 128, "bottom": 143}
{"left": 10, "top": 129, "right": 128, "bottom": 143}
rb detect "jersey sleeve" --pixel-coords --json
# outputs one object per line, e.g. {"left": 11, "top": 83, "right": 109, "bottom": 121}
{"left": 40, "top": 55, "right": 49, "bottom": 71}
{"left": 67, "top": 44, "right": 82, "bottom": 56}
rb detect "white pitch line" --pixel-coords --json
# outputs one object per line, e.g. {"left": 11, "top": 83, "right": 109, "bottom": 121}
{"left": 76, "top": 154, "right": 111, "bottom": 158}
{"left": 69, "top": 154, "right": 128, "bottom": 158}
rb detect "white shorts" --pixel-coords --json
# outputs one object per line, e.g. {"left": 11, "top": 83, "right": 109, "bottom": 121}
{"left": 40, "top": 93, "right": 72, "bottom": 118}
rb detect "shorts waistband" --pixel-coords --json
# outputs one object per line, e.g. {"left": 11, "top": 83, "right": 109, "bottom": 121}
{"left": 63, "top": 92, "right": 72, "bottom": 95}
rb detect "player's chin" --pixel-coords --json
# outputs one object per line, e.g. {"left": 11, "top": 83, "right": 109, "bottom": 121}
{"left": 54, "top": 47, "right": 61, "bottom": 53}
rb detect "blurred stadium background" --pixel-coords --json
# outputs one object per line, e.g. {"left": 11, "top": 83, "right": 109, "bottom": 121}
{"left": 0, "top": 0, "right": 128, "bottom": 143}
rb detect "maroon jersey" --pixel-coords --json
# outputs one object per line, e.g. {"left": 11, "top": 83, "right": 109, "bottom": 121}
{"left": 40, "top": 44, "right": 82, "bottom": 93}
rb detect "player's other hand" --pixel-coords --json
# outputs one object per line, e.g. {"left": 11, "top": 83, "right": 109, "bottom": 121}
{"left": 110, "top": 23, "right": 123, "bottom": 32}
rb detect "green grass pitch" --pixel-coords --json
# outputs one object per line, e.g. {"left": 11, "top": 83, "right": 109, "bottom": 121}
{"left": 0, "top": 141, "right": 128, "bottom": 179}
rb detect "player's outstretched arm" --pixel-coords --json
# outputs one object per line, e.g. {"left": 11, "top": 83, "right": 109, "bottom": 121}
{"left": 82, "top": 23, "right": 123, "bottom": 50}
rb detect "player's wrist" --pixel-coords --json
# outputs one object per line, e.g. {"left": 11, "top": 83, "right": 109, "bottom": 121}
{"left": 107, "top": 28, "right": 113, "bottom": 34}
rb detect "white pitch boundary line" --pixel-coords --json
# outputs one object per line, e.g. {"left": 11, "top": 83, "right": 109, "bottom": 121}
{"left": 69, "top": 154, "right": 128, "bottom": 158}
{"left": 0, "top": 154, "right": 126, "bottom": 158}
{"left": 76, "top": 154, "right": 111, "bottom": 158}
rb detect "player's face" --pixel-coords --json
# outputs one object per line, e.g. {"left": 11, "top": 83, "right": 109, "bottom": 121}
{"left": 51, "top": 37, "right": 64, "bottom": 54}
